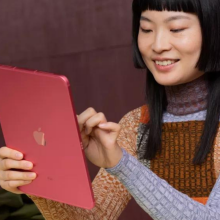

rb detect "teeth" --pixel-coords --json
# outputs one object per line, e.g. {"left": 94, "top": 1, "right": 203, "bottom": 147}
{"left": 155, "top": 60, "right": 176, "bottom": 66}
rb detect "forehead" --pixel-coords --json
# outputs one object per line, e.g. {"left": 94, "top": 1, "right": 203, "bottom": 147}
{"left": 140, "top": 10, "right": 197, "bottom": 23}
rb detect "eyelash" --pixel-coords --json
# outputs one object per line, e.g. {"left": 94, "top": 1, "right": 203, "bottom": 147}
{"left": 140, "top": 28, "right": 152, "bottom": 33}
{"left": 171, "top": 29, "right": 185, "bottom": 33}
{"left": 140, "top": 28, "right": 185, "bottom": 33}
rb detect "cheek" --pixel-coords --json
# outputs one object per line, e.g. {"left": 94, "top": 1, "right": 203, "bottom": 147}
{"left": 138, "top": 34, "right": 150, "bottom": 56}
{"left": 137, "top": 35, "right": 144, "bottom": 54}
{"left": 176, "top": 33, "right": 202, "bottom": 58}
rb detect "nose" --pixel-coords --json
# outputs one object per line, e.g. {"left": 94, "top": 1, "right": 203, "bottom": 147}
{"left": 151, "top": 31, "right": 172, "bottom": 53}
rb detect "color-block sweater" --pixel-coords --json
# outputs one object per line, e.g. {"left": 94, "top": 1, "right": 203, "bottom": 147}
{"left": 29, "top": 105, "right": 220, "bottom": 220}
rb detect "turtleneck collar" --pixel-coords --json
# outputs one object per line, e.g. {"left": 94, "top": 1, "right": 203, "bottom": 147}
{"left": 165, "top": 75, "right": 208, "bottom": 115}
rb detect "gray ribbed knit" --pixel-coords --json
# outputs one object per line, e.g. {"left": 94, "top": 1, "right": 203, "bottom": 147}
{"left": 106, "top": 149, "right": 220, "bottom": 220}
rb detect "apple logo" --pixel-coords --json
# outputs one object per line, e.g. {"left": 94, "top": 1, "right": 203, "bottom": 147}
{"left": 33, "top": 128, "right": 46, "bottom": 146}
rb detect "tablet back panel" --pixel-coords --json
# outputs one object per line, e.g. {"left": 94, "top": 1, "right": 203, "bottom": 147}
{"left": 0, "top": 65, "right": 95, "bottom": 209}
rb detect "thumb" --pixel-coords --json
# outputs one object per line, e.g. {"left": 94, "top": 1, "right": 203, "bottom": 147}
{"left": 97, "top": 122, "right": 121, "bottom": 133}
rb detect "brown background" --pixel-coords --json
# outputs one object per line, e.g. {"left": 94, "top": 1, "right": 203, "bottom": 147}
{"left": 0, "top": 1, "right": 152, "bottom": 219}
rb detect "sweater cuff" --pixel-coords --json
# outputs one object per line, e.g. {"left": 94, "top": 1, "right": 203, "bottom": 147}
{"left": 105, "top": 148, "right": 129, "bottom": 175}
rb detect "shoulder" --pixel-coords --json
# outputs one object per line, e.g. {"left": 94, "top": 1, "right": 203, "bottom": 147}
{"left": 117, "top": 105, "right": 148, "bottom": 156}
{"left": 117, "top": 107, "right": 142, "bottom": 156}
{"left": 119, "top": 104, "right": 149, "bottom": 125}
{"left": 119, "top": 105, "right": 143, "bottom": 127}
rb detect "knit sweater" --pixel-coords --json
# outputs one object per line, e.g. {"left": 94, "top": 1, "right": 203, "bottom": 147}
{"left": 107, "top": 106, "right": 220, "bottom": 220}
{"left": 29, "top": 105, "right": 220, "bottom": 220}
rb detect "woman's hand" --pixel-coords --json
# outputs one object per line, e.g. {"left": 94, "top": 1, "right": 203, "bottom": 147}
{"left": 0, "top": 147, "right": 36, "bottom": 194}
{"left": 77, "top": 107, "right": 123, "bottom": 168}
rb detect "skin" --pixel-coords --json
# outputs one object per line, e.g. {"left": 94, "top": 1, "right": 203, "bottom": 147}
{"left": 138, "top": 10, "right": 204, "bottom": 86}
{"left": 0, "top": 10, "right": 205, "bottom": 194}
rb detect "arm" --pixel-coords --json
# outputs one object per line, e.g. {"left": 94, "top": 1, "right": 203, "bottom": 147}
{"left": 29, "top": 108, "right": 141, "bottom": 220}
{"left": 29, "top": 168, "right": 131, "bottom": 220}
{"left": 106, "top": 149, "right": 220, "bottom": 220}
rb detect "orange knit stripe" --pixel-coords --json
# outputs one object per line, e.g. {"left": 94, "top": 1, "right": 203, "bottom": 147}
{"left": 192, "top": 197, "right": 208, "bottom": 205}
{"left": 140, "top": 105, "right": 150, "bottom": 124}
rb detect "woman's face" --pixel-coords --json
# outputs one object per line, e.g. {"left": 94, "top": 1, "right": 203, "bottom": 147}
{"left": 138, "top": 10, "right": 204, "bottom": 86}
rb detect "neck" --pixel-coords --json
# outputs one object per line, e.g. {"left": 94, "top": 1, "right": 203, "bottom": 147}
{"left": 165, "top": 75, "right": 208, "bottom": 115}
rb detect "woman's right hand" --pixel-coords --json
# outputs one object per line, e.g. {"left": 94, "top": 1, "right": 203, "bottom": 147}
{"left": 0, "top": 147, "right": 36, "bottom": 194}
{"left": 77, "top": 107, "right": 122, "bottom": 168}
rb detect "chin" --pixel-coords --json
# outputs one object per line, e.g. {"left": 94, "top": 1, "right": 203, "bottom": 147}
{"left": 153, "top": 75, "right": 182, "bottom": 86}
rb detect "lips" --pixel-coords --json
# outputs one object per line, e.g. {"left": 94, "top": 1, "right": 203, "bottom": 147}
{"left": 153, "top": 59, "right": 179, "bottom": 72}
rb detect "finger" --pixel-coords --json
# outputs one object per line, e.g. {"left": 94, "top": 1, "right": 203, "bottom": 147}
{"left": 0, "top": 170, "right": 36, "bottom": 181}
{"left": 0, "top": 159, "right": 33, "bottom": 171}
{"left": 0, "top": 180, "right": 32, "bottom": 194}
{"left": 0, "top": 147, "right": 23, "bottom": 160}
{"left": 77, "top": 108, "right": 97, "bottom": 132}
{"left": 84, "top": 112, "right": 108, "bottom": 135}
{"left": 98, "top": 122, "right": 121, "bottom": 133}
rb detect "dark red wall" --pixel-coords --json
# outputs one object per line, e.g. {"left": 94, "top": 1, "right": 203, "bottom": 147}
{"left": 0, "top": 1, "right": 152, "bottom": 219}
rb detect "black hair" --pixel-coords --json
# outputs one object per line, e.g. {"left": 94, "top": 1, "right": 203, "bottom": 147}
{"left": 132, "top": 0, "right": 220, "bottom": 164}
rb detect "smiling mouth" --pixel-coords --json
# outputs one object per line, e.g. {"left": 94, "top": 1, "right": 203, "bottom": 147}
{"left": 154, "top": 59, "right": 180, "bottom": 66}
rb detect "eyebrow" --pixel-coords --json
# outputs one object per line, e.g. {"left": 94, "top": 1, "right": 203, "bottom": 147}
{"left": 140, "top": 15, "right": 191, "bottom": 23}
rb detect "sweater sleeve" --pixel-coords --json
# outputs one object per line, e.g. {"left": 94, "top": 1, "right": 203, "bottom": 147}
{"left": 28, "top": 107, "right": 141, "bottom": 220}
{"left": 106, "top": 149, "right": 220, "bottom": 220}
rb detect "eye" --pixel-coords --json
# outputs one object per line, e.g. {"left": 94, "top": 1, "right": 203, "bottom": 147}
{"left": 140, "top": 28, "right": 152, "bottom": 33}
{"left": 171, "top": 29, "right": 185, "bottom": 33}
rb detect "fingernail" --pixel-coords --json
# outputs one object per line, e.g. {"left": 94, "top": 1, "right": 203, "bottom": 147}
{"left": 28, "top": 173, "right": 36, "bottom": 178}
{"left": 16, "top": 153, "right": 23, "bottom": 159}
{"left": 26, "top": 163, "right": 32, "bottom": 169}
{"left": 99, "top": 123, "right": 106, "bottom": 127}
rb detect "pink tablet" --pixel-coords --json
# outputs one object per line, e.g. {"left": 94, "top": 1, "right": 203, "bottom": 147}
{"left": 0, "top": 65, "right": 95, "bottom": 209}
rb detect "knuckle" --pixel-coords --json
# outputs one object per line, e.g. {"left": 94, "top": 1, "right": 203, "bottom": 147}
{"left": 3, "top": 159, "right": 11, "bottom": 170}
{"left": 7, "top": 181, "right": 14, "bottom": 188}
{"left": 0, "top": 146, "right": 6, "bottom": 155}
{"left": 6, "top": 171, "right": 16, "bottom": 180}
{"left": 98, "top": 112, "right": 105, "bottom": 118}
{"left": 88, "top": 107, "right": 95, "bottom": 114}
{"left": 6, "top": 171, "right": 12, "bottom": 180}
{"left": 0, "top": 146, "right": 6, "bottom": 151}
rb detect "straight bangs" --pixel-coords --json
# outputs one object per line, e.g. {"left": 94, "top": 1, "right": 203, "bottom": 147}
{"left": 137, "top": 0, "right": 200, "bottom": 13}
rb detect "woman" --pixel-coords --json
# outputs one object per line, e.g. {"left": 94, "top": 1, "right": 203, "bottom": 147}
{"left": 1, "top": 0, "right": 220, "bottom": 219}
